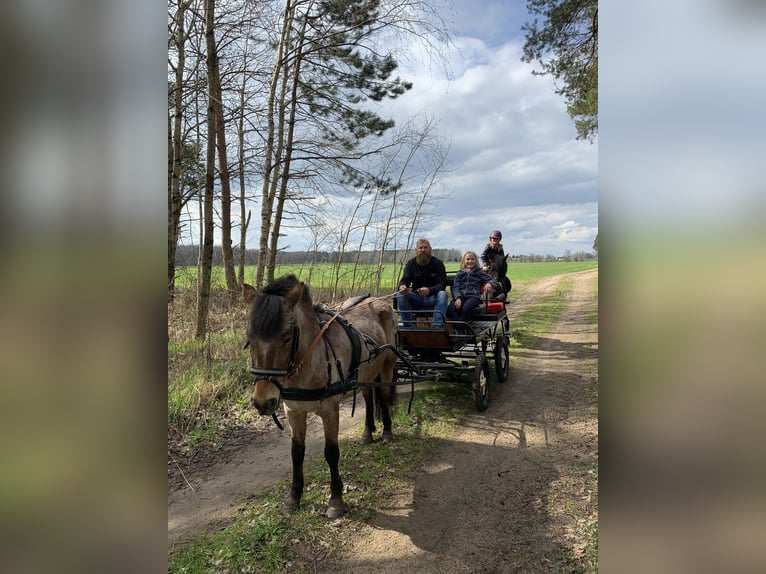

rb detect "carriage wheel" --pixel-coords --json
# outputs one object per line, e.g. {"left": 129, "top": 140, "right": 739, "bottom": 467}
{"left": 494, "top": 335, "right": 509, "bottom": 383}
{"left": 472, "top": 353, "right": 491, "bottom": 411}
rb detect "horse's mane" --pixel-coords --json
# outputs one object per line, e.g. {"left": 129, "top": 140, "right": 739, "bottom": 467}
{"left": 261, "top": 273, "right": 301, "bottom": 296}
{"left": 247, "top": 274, "right": 307, "bottom": 339}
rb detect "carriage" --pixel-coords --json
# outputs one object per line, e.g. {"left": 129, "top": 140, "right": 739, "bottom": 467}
{"left": 242, "top": 268, "right": 511, "bottom": 517}
{"left": 393, "top": 273, "right": 511, "bottom": 412}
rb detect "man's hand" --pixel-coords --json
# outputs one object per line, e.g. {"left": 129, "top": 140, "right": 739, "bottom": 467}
{"left": 455, "top": 298, "right": 462, "bottom": 310}
{"left": 416, "top": 287, "right": 429, "bottom": 296}
{"left": 399, "top": 285, "right": 408, "bottom": 293}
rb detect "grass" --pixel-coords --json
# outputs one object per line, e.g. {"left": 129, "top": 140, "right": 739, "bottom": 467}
{"left": 168, "top": 328, "right": 253, "bottom": 444}
{"left": 509, "top": 278, "right": 573, "bottom": 352}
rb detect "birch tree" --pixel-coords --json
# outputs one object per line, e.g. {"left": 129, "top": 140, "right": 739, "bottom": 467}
{"left": 254, "top": 0, "right": 454, "bottom": 287}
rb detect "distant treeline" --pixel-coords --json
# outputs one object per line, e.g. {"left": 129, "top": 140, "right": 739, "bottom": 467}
{"left": 174, "top": 245, "right": 464, "bottom": 266}
{"left": 174, "top": 245, "right": 596, "bottom": 266}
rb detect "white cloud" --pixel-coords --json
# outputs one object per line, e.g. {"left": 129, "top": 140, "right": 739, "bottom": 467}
{"left": 183, "top": 1, "right": 598, "bottom": 258}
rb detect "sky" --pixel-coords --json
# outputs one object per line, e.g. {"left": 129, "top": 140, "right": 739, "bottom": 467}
{"left": 286, "top": 0, "right": 599, "bottom": 258}
{"left": 177, "top": 0, "right": 599, "bottom": 259}
{"left": 386, "top": 0, "right": 598, "bottom": 259}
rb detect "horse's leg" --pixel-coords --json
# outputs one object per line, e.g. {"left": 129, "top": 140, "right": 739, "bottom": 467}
{"left": 379, "top": 363, "right": 396, "bottom": 444}
{"left": 284, "top": 409, "right": 307, "bottom": 514}
{"left": 361, "top": 386, "right": 375, "bottom": 444}
{"left": 321, "top": 401, "right": 346, "bottom": 519}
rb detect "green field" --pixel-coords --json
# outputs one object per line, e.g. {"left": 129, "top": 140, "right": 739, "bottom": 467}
{"left": 174, "top": 260, "right": 598, "bottom": 293}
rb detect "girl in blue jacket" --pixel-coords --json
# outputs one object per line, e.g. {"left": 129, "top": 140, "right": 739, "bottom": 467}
{"left": 448, "top": 251, "right": 499, "bottom": 323}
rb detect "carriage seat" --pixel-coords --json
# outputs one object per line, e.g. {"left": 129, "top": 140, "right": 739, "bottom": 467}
{"left": 447, "top": 274, "right": 508, "bottom": 308}
{"left": 447, "top": 273, "right": 507, "bottom": 321}
{"left": 393, "top": 274, "right": 506, "bottom": 328}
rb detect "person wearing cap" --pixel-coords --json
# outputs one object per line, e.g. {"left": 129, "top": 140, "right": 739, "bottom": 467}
{"left": 481, "top": 230, "right": 505, "bottom": 273}
{"left": 396, "top": 238, "right": 448, "bottom": 328}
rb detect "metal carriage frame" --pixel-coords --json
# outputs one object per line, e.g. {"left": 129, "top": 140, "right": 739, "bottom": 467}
{"left": 393, "top": 277, "right": 511, "bottom": 411}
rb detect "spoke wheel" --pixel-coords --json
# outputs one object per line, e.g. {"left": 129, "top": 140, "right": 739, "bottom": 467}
{"left": 473, "top": 353, "right": 491, "bottom": 411}
{"left": 494, "top": 335, "right": 509, "bottom": 383}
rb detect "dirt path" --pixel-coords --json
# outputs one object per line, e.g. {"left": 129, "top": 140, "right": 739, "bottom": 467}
{"left": 321, "top": 269, "right": 598, "bottom": 573}
{"left": 168, "top": 376, "right": 371, "bottom": 547}
{"left": 168, "top": 269, "right": 598, "bottom": 571}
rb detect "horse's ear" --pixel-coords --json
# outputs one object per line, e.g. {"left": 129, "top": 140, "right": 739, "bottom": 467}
{"left": 285, "top": 281, "right": 310, "bottom": 307}
{"left": 243, "top": 284, "right": 257, "bottom": 304}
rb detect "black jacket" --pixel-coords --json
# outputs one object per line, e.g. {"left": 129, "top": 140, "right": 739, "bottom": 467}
{"left": 480, "top": 243, "right": 505, "bottom": 268}
{"left": 399, "top": 256, "right": 447, "bottom": 296}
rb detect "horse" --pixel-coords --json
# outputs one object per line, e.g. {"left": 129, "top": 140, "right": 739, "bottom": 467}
{"left": 487, "top": 253, "right": 512, "bottom": 296}
{"left": 243, "top": 275, "right": 398, "bottom": 518}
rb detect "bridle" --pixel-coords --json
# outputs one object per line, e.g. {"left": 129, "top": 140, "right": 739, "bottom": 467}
{"left": 247, "top": 324, "right": 301, "bottom": 430}
{"left": 246, "top": 292, "right": 400, "bottom": 429}
{"left": 248, "top": 324, "right": 300, "bottom": 381}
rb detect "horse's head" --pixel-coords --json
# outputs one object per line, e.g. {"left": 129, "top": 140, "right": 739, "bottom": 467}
{"left": 243, "top": 275, "right": 311, "bottom": 415}
{"left": 487, "top": 253, "right": 508, "bottom": 279}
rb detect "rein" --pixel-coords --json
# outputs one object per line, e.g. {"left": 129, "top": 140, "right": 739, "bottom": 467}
{"left": 288, "top": 291, "right": 397, "bottom": 378}
{"left": 247, "top": 290, "right": 402, "bottom": 429}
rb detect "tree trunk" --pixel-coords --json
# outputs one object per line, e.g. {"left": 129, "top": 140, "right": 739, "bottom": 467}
{"left": 168, "top": 112, "right": 178, "bottom": 303}
{"left": 168, "top": 0, "right": 187, "bottom": 303}
{"left": 196, "top": 0, "right": 217, "bottom": 340}
{"left": 267, "top": 5, "right": 308, "bottom": 284}
{"left": 210, "top": 37, "right": 238, "bottom": 303}
{"left": 237, "top": 58, "right": 249, "bottom": 288}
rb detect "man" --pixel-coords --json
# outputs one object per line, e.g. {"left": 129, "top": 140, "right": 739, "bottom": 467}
{"left": 396, "top": 238, "right": 448, "bottom": 328}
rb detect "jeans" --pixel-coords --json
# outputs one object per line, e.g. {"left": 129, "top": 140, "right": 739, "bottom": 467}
{"left": 396, "top": 290, "right": 448, "bottom": 328}
{"left": 447, "top": 296, "right": 482, "bottom": 322}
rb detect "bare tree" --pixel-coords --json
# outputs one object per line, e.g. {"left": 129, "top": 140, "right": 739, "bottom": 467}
{"left": 167, "top": 0, "right": 456, "bottom": 337}
{"left": 209, "top": 15, "right": 238, "bottom": 303}
{"left": 168, "top": 0, "right": 189, "bottom": 302}
{"left": 253, "top": 0, "right": 452, "bottom": 287}
{"left": 195, "top": 0, "right": 218, "bottom": 339}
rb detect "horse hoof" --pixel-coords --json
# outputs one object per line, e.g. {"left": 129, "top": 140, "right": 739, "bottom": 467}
{"left": 381, "top": 431, "right": 395, "bottom": 444}
{"left": 361, "top": 431, "right": 373, "bottom": 444}
{"left": 282, "top": 497, "right": 299, "bottom": 515}
{"left": 326, "top": 501, "right": 346, "bottom": 519}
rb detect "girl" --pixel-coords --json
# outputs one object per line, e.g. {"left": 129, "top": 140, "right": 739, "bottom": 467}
{"left": 480, "top": 229, "right": 505, "bottom": 273}
{"left": 448, "top": 251, "right": 499, "bottom": 323}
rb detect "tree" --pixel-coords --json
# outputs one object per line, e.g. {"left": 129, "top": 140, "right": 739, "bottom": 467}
{"left": 521, "top": 0, "right": 598, "bottom": 141}
{"left": 592, "top": 232, "right": 598, "bottom": 253}
{"left": 196, "top": 0, "right": 218, "bottom": 340}
{"left": 209, "top": 8, "right": 238, "bottom": 304}
{"left": 254, "top": 0, "right": 433, "bottom": 288}
{"left": 168, "top": 0, "right": 189, "bottom": 303}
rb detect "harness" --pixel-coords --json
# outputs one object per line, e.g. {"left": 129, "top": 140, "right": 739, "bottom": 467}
{"left": 248, "top": 295, "right": 384, "bottom": 428}
{"left": 247, "top": 291, "right": 424, "bottom": 429}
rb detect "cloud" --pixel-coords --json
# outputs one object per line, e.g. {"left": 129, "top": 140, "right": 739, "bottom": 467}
{"left": 376, "top": 23, "right": 597, "bottom": 256}
{"left": 183, "top": 0, "right": 598, "bottom": 258}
